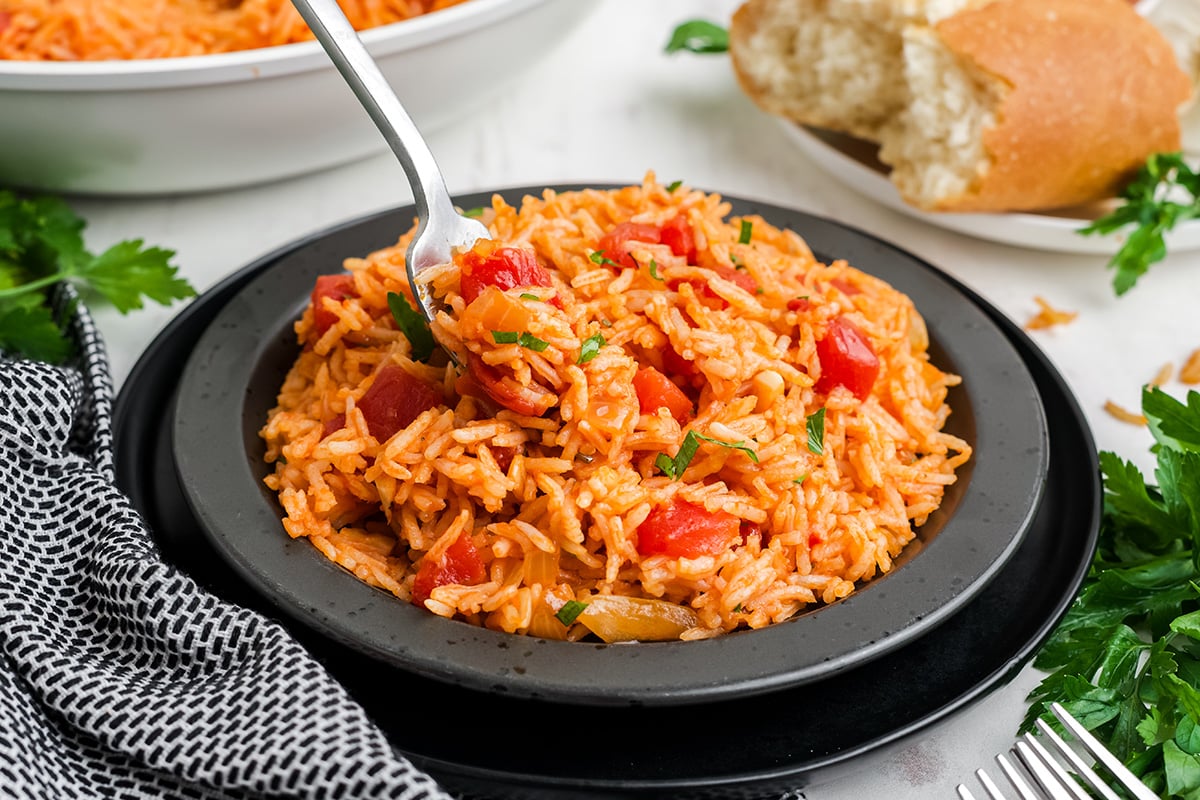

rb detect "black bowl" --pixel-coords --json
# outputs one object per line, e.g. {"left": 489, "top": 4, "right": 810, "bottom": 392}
{"left": 169, "top": 186, "right": 1049, "bottom": 706}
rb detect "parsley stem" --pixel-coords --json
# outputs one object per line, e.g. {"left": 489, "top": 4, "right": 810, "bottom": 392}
{"left": 0, "top": 273, "right": 67, "bottom": 299}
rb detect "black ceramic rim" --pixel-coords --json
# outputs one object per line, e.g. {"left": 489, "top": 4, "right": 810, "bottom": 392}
{"left": 168, "top": 186, "right": 1049, "bottom": 706}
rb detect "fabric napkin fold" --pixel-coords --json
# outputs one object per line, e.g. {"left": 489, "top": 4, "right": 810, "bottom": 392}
{"left": 0, "top": 286, "right": 454, "bottom": 800}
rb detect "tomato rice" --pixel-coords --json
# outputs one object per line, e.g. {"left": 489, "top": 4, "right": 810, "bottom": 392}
{"left": 259, "top": 176, "right": 972, "bottom": 641}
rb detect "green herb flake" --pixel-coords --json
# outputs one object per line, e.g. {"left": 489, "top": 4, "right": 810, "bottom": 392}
{"left": 738, "top": 219, "right": 753, "bottom": 245}
{"left": 518, "top": 332, "right": 550, "bottom": 352}
{"left": 462, "top": 207, "right": 486, "bottom": 218}
{"left": 732, "top": 603, "right": 744, "bottom": 614}
{"left": 1079, "top": 152, "right": 1200, "bottom": 296}
{"left": 0, "top": 190, "right": 194, "bottom": 363}
{"left": 519, "top": 292, "right": 541, "bottom": 301}
{"left": 656, "top": 430, "right": 759, "bottom": 480}
{"left": 793, "top": 474, "right": 808, "bottom": 485}
{"left": 491, "top": 330, "right": 520, "bottom": 344}
{"left": 589, "top": 250, "right": 624, "bottom": 269}
{"left": 806, "top": 408, "right": 826, "bottom": 454}
{"left": 667, "top": 180, "right": 684, "bottom": 193}
{"left": 387, "top": 292, "right": 436, "bottom": 362}
{"left": 577, "top": 333, "right": 605, "bottom": 364}
{"left": 648, "top": 260, "right": 664, "bottom": 281}
{"left": 555, "top": 599, "right": 588, "bottom": 626}
{"left": 665, "top": 19, "right": 729, "bottom": 55}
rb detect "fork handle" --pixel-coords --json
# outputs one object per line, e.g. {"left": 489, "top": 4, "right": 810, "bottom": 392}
{"left": 290, "top": 0, "right": 460, "bottom": 240}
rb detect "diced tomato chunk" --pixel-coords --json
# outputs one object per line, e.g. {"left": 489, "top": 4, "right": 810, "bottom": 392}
{"left": 787, "top": 297, "right": 811, "bottom": 312}
{"left": 712, "top": 265, "right": 758, "bottom": 294}
{"left": 809, "top": 532, "right": 822, "bottom": 548}
{"left": 633, "top": 366, "right": 692, "bottom": 423}
{"left": 597, "top": 222, "right": 662, "bottom": 269}
{"left": 310, "top": 273, "right": 358, "bottom": 335}
{"left": 830, "top": 277, "right": 861, "bottom": 296}
{"left": 815, "top": 316, "right": 880, "bottom": 400}
{"left": 322, "top": 414, "right": 346, "bottom": 437}
{"left": 660, "top": 214, "right": 696, "bottom": 262}
{"left": 357, "top": 364, "right": 443, "bottom": 442}
{"left": 0, "top": 12, "right": 10, "bottom": 33}
{"left": 459, "top": 240, "right": 557, "bottom": 307}
{"left": 636, "top": 499, "right": 740, "bottom": 558}
{"left": 465, "top": 353, "right": 556, "bottom": 417}
{"left": 661, "top": 345, "right": 698, "bottom": 379}
{"left": 412, "top": 534, "right": 486, "bottom": 606}
{"left": 739, "top": 520, "right": 763, "bottom": 546}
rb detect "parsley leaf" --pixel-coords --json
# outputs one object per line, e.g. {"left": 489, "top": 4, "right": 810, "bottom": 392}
{"left": 738, "top": 219, "right": 753, "bottom": 245}
{"left": 665, "top": 20, "right": 729, "bottom": 54}
{"left": 1023, "top": 387, "right": 1200, "bottom": 791}
{"left": 589, "top": 251, "right": 624, "bottom": 270}
{"left": 656, "top": 430, "right": 759, "bottom": 480}
{"left": 806, "top": 408, "right": 826, "bottom": 454}
{"left": 0, "top": 189, "right": 193, "bottom": 363}
{"left": 387, "top": 291, "right": 435, "bottom": 362}
{"left": 577, "top": 333, "right": 605, "bottom": 364}
{"left": 648, "top": 260, "right": 663, "bottom": 281}
{"left": 667, "top": 180, "right": 683, "bottom": 193}
{"left": 1079, "top": 153, "right": 1200, "bottom": 296}
{"left": 491, "top": 330, "right": 549, "bottom": 352}
{"left": 555, "top": 599, "right": 588, "bottom": 626}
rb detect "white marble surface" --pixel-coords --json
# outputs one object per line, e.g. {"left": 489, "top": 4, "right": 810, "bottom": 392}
{"left": 65, "top": 0, "right": 1200, "bottom": 796}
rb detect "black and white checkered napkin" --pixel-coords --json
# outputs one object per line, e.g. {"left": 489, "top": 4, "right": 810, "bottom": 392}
{"left": 0, "top": 286, "right": 454, "bottom": 800}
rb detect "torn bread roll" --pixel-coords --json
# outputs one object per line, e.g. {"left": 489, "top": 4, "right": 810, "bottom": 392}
{"left": 729, "top": 0, "right": 1193, "bottom": 212}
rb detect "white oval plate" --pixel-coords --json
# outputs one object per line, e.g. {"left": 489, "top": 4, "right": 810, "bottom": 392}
{"left": 780, "top": 121, "right": 1200, "bottom": 255}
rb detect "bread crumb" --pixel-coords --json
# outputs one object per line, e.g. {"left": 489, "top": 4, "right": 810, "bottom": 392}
{"left": 1104, "top": 400, "right": 1147, "bottom": 426}
{"left": 1181, "top": 348, "right": 1200, "bottom": 384}
{"left": 1150, "top": 362, "right": 1174, "bottom": 387}
{"left": 1025, "top": 296, "right": 1078, "bottom": 330}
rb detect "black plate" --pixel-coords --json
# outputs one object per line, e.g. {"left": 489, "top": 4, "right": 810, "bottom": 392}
{"left": 112, "top": 202, "right": 1098, "bottom": 800}
{"left": 166, "top": 188, "right": 1049, "bottom": 706}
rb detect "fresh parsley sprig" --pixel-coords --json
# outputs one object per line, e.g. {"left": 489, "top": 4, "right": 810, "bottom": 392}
{"left": 0, "top": 190, "right": 193, "bottom": 363}
{"left": 1023, "top": 386, "right": 1200, "bottom": 797}
{"left": 1080, "top": 153, "right": 1200, "bottom": 297}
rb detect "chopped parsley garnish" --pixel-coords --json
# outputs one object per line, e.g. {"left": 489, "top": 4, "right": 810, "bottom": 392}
{"left": 589, "top": 251, "right": 624, "bottom": 269}
{"left": 667, "top": 180, "right": 683, "bottom": 192}
{"left": 577, "top": 333, "right": 605, "bottom": 364}
{"left": 0, "top": 190, "right": 193, "bottom": 363}
{"left": 655, "top": 430, "right": 760, "bottom": 480}
{"left": 793, "top": 474, "right": 808, "bottom": 485}
{"left": 519, "top": 292, "right": 541, "bottom": 301}
{"left": 388, "top": 291, "right": 435, "bottom": 362}
{"left": 806, "top": 408, "right": 826, "bottom": 454}
{"left": 519, "top": 332, "right": 550, "bottom": 351}
{"left": 1079, "top": 152, "right": 1200, "bottom": 295}
{"left": 492, "top": 330, "right": 549, "bottom": 351}
{"left": 555, "top": 599, "right": 588, "bottom": 626}
{"left": 648, "top": 260, "right": 664, "bottom": 281}
{"left": 462, "top": 207, "right": 485, "bottom": 218}
{"left": 665, "top": 19, "right": 729, "bottom": 54}
{"left": 732, "top": 603, "right": 744, "bottom": 614}
{"left": 738, "top": 220, "right": 753, "bottom": 244}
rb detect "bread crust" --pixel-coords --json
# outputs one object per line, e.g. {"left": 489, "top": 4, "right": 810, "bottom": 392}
{"left": 729, "top": 0, "right": 1193, "bottom": 213}
{"left": 930, "top": 0, "right": 1192, "bottom": 211}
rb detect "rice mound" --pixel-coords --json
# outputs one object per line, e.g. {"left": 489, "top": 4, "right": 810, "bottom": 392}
{"left": 259, "top": 175, "right": 972, "bottom": 641}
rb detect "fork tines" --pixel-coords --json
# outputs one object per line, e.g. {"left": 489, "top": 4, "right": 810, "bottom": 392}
{"left": 954, "top": 701, "right": 1159, "bottom": 800}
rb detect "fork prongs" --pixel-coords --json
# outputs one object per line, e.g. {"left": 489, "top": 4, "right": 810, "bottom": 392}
{"left": 1043, "top": 701, "right": 1159, "bottom": 800}
{"left": 1015, "top": 738, "right": 1088, "bottom": 800}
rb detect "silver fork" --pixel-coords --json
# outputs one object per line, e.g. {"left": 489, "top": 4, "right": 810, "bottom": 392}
{"left": 956, "top": 702, "right": 1159, "bottom": 799}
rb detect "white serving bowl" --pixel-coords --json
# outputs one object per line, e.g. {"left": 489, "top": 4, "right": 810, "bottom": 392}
{"left": 0, "top": 0, "right": 593, "bottom": 196}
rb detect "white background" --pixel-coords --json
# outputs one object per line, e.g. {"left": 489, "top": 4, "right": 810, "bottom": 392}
{"left": 67, "top": 0, "right": 1200, "bottom": 795}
